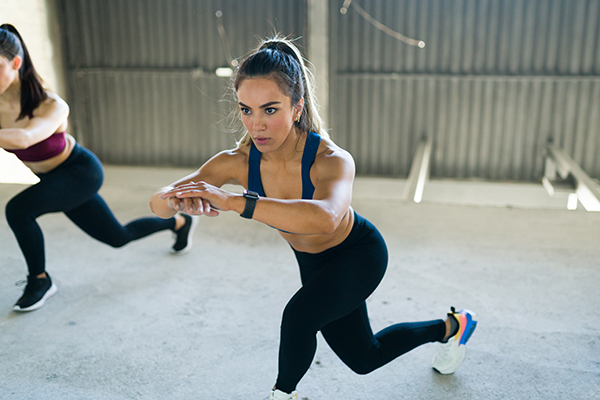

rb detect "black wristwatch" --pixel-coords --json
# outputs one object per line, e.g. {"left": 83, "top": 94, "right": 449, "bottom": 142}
{"left": 240, "top": 190, "right": 259, "bottom": 219}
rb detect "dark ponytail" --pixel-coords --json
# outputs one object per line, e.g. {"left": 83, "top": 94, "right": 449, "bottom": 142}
{"left": 0, "top": 24, "right": 47, "bottom": 120}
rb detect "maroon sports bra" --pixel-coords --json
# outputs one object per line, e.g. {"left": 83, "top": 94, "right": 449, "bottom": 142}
{"left": 5, "top": 132, "right": 66, "bottom": 162}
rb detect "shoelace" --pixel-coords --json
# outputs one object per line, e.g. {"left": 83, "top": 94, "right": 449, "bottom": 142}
{"left": 15, "top": 278, "right": 42, "bottom": 293}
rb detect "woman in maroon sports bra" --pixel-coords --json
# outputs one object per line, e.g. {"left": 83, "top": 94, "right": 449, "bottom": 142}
{"left": 0, "top": 24, "right": 198, "bottom": 312}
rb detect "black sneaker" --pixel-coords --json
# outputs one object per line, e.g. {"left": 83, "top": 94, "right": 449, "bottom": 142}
{"left": 171, "top": 214, "right": 199, "bottom": 255}
{"left": 13, "top": 274, "right": 58, "bottom": 312}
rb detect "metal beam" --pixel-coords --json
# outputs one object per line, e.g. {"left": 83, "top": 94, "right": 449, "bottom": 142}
{"left": 546, "top": 144, "right": 600, "bottom": 212}
{"left": 402, "top": 137, "right": 433, "bottom": 203}
{"left": 307, "top": 0, "right": 329, "bottom": 128}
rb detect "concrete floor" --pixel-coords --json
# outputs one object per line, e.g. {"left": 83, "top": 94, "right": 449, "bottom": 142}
{"left": 1, "top": 166, "right": 599, "bottom": 400}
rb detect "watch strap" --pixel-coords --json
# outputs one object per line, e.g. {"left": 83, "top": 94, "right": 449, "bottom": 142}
{"left": 240, "top": 191, "right": 259, "bottom": 219}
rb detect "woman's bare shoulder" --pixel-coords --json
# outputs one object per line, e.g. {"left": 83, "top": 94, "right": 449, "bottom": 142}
{"left": 198, "top": 144, "right": 251, "bottom": 186}
{"left": 27, "top": 91, "right": 70, "bottom": 128}
{"left": 316, "top": 136, "right": 354, "bottom": 164}
{"left": 210, "top": 144, "right": 250, "bottom": 165}
{"left": 312, "top": 135, "right": 355, "bottom": 179}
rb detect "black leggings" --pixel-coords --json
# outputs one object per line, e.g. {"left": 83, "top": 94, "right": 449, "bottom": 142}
{"left": 5, "top": 144, "right": 176, "bottom": 277}
{"left": 275, "top": 212, "right": 446, "bottom": 393}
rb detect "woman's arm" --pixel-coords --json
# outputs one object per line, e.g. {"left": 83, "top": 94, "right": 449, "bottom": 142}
{"left": 0, "top": 92, "right": 69, "bottom": 150}
{"left": 166, "top": 144, "right": 356, "bottom": 235}
{"left": 246, "top": 147, "right": 355, "bottom": 234}
{"left": 150, "top": 149, "right": 245, "bottom": 219}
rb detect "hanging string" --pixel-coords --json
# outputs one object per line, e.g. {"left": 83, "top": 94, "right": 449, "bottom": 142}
{"left": 340, "top": 0, "right": 425, "bottom": 48}
{"left": 215, "top": 10, "right": 238, "bottom": 67}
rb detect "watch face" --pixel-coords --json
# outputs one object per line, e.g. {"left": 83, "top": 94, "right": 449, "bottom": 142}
{"left": 244, "top": 190, "right": 259, "bottom": 199}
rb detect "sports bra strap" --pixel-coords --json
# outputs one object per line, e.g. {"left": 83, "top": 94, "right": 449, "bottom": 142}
{"left": 301, "top": 131, "right": 321, "bottom": 199}
{"left": 247, "top": 131, "right": 321, "bottom": 200}
{"left": 248, "top": 143, "right": 266, "bottom": 196}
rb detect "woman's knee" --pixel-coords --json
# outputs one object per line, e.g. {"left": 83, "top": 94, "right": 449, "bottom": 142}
{"left": 351, "top": 365, "right": 373, "bottom": 375}
{"left": 281, "top": 299, "right": 304, "bottom": 331}
{"left": 281, "top": 296, "right": 318, "bottom": 334}
{"left": 94, "top": 231, "right": 130, "bottom": 248}
{"left": 344, "top": 359, "right": 375, "bottom": 375}
{"left": 332, "top": 348, "right": 378, "bottom": 375}
{"left": 106, "top": 238, "right": 128, "bottom": 248}
{"left": 5, "top": 197, "right": 30, "bottom": 227}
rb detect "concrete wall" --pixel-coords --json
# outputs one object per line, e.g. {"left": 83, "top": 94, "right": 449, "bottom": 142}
{"left": 2, "top": 0, "right": 66, "bottom": 96}
{"left": 1, "top": 0, "right": 65, "bottom": 184}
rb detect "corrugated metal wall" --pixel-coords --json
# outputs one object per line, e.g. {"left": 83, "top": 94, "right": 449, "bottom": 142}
{"left": 329, "top": 0, "right": 600, "bottom": 181}
{"left": 58, "top": 0, "right": 600, "bottom": 182}
{"left": 59, "top": 0, "right": 306, "bottom": 166}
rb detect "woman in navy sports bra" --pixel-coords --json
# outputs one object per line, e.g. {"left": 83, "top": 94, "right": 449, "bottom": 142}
{"left": 150, "top": 36, "right": 477, "bottom": 400}
{"left": 0, "top": 24, "right": 198, "bottom": 312}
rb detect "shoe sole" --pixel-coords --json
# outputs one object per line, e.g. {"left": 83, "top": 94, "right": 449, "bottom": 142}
{"left": 170, "top": 215, "right": 199, "bottom": 255}
{"left": 13, "top": 283, "right": 58, "bottom": 312}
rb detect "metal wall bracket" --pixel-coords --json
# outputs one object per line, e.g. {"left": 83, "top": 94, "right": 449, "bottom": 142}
{"left": 402, "top": 137, "right": 433, "bottom": 203}
{"left": 544, "top": 144, "right": 600, "bottom": 211}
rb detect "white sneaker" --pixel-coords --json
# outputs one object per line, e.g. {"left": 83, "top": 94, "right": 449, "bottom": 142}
{"left": 269, "top": 389, "right": 299, "bottom": 400}
{"left": 432, "top": 307, "right": 478, "bottom": 374}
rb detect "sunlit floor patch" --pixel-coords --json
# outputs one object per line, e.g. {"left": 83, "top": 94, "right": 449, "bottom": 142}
{"left": 0, "top": 150, "right": 39, "bottom": 184}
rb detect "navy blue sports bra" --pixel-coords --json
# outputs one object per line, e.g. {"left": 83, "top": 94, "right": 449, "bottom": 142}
{"left": 248, "top": 131, "right": 322, "bottom": 199}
